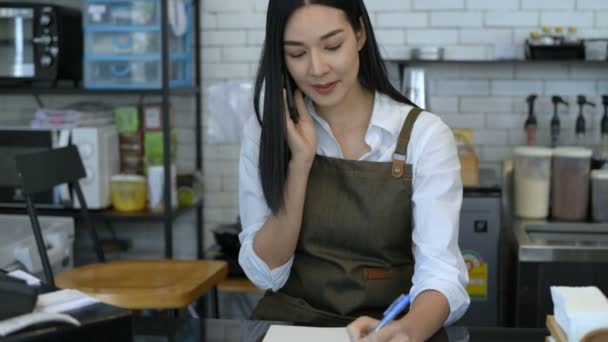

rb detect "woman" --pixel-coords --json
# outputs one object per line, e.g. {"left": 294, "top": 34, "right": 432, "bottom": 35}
{"left": 238, "top": 1, "right": 470, "bottom": 341}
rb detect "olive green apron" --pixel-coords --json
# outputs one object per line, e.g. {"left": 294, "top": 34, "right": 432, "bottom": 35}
{"left": 252, "top": 107, "right": 423, "bottom": 326}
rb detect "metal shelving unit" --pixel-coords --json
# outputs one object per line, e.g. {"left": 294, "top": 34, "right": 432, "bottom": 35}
{"left": 0, "top": 0, "right": 204, "bottom": 259}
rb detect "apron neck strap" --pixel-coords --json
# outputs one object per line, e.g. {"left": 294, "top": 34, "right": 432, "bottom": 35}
{"left": 391, "top": 107, "right": 423, "bottom": 178}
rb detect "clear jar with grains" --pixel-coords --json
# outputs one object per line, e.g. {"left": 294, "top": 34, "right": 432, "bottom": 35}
{"left": 551, "top": 147, "right": 593, "bottom": 221}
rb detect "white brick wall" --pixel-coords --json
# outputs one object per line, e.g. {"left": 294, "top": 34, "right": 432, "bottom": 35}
{"left": 2, "top": 0, "right": 608, "bottom": 256}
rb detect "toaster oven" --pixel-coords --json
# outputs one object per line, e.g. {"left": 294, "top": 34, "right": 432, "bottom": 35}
{"left": 0, "top": 3, "right": 82, "bottom": 82}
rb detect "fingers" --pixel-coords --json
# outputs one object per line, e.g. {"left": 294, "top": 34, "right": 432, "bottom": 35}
{"left": 370, "top": 322, "right": 404, "bottom": 342}
{"left": 293, "top": 89, "right": 311, "bottom": 121}
{"left": 347, "top": 316, "right": 378, "bottom": 342}
{"left": 283, "top": 89, "right": 295, "bottom": 128}
{"left": 348, "top": 318, "right": 409, "bottom": 342}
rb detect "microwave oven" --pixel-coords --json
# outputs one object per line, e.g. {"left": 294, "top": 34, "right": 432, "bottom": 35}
{"left": 0, "top": 3, "right": 82, "bottom": 82}
{"left": 0, "top": 126, "right": 119, "bottom": 209}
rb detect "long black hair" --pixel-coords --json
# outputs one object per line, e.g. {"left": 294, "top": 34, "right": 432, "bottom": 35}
{"left": 253, "top": 0, "right": 417, "bottom": 214}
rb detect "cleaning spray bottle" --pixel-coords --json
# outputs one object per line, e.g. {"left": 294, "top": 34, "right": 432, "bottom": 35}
{"left": 575, "top": 95, "right": 596, "bottom": 147}
{"left": 525, "top": 94, "right": 538, "bottom": 146}
{"left": 551, "top": 96, "right": 569, "bottom": 148}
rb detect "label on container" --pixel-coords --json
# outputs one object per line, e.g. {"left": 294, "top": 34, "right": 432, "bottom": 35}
{"left": 462, "top": 250, "right": 488, "bottom": 300}
{"left": 87, "top": 4, "right": 106, "bottom": 22}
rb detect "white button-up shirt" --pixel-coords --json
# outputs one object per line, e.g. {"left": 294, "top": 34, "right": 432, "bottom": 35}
{"left": 238, "top": 92, "right": 470, "bottom": 325}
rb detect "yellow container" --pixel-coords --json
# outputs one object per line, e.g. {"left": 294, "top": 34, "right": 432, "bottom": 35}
{"left": 111, "top": 174, "right": 147, "bottom": 212}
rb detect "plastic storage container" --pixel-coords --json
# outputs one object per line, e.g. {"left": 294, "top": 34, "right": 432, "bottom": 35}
{"left": 83, "top": 0, "right": 192, "bottom": 89}
{"left": 551, "top": 147, "right": 593, "bottom": 221}
{"left": 513, "top": 146, "right": 553, "bottom": 219}
{"left": 85, "top": 58, "right": 190, "bottom": 89}
{"left": 111, "top": 174, "right": 147, "bottom": 211}
{"left": 592, "top": 170, "right": 608, "bottom": 222}
{"left": 85, "top": 1, "right": 160, "bottom": 26}
{"left": 86, "top": 31, "right": 186, "bottom": 55}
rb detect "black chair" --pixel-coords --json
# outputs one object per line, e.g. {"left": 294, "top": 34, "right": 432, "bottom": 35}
{"left": 15, "top": 145, "right": 228, "bottom": 310}
{"left": 15, "top": 145, "right": 104, "bottom": 288}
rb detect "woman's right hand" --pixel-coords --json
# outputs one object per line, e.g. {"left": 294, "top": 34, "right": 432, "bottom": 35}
{"left": 285, "top": 89, "right": 317, "bottom": 166}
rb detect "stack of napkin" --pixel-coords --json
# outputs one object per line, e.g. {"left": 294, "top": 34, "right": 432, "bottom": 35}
{"left": 550, "top": 286, "right": 608, "bottom": 341}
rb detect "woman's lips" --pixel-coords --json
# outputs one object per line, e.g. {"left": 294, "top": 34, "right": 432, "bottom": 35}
{"left": 312, "top": 81, "right": 337, "bottom": 95}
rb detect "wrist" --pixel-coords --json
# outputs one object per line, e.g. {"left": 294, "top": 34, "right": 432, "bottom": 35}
{"left": 289, "top": 156, "right": 314, "bottom": 171}
{"left": 397, "top": 315, "right": 422, "bottom": 342}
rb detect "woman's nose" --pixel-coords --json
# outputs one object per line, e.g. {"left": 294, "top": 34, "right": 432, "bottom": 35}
{"left": 308, "top": 50, "right": 330, "bottom": 77}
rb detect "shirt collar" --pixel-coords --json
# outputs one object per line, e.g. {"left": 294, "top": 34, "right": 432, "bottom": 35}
{"left": 305, "top": 91, "right": 412, "bottom": 139}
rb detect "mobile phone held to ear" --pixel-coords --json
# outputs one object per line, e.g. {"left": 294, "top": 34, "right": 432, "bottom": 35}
{"left": 283, "top": 72, "right": 300, "bottom": 123}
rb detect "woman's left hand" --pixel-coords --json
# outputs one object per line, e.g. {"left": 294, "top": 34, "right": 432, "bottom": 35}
{"left": 346, "top": 316, "right": 413, "bottom": 342}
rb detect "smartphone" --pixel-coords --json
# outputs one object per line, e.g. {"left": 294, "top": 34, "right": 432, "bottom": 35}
{"left": 283, "top": 71, "right": 299, "bottom": 123}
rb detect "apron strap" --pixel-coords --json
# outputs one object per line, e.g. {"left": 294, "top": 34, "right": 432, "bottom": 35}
{"left": 392, "top": 107, "right": 423, "bottom": 178}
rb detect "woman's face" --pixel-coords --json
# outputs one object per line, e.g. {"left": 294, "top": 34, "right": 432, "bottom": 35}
{"left": 283, "top": 5, "right": 366, "bottom": 109}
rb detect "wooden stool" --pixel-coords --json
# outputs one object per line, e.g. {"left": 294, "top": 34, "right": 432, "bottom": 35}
{"left": 214, "top": 275, "right": 263, "bottom": 318}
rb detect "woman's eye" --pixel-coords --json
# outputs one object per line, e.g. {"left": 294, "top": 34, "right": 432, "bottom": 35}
{"left": 288, "top": 52, "right": 305, "bottom": 58}
{"left": 326, "top": 44, "right": 342, "bottom": 51}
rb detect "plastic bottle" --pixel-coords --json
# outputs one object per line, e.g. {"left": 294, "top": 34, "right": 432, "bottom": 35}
{"left": 529, "top": 31, "right": 541, "bottom": 46}
{"left": 551, "top": 96, "right": 569, "bottom": 148}
{"left": 565, "top": 26, "right": 578, "bottom": 44}
{"left": 575, "top": 95, "right": 596, "bottom": 147}
{"left": 554, "top": 26, "right": 565, "bottom": 45}
{"left": 525, "top": 94, "right": 538, "bottom": 146}
{"left": 540, "top": 26, "right": 554, "bottom": 46}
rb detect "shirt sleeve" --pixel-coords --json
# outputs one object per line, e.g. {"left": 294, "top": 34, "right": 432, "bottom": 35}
{"left": 237, "top": 115, "right": 294, "bottom": 292}
{"left": 408, "top": 115, "right": 470, "bottom": 326}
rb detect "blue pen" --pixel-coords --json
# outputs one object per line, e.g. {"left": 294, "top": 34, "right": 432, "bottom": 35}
{"left": 373, "top": 294, "right": 411, "bottom": 333}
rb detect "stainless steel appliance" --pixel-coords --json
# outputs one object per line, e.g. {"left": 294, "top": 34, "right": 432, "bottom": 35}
{"left": 513, "top": 220, "right": 608, "bottom": 327}
{"left": 503, "top": 161, "right": 608, "bottom": 327}
{"left": 0, "top": 3, "right": 82, "bottom": 82}
{"left": 457, "top": 171, "right": 505, "bottom": 327}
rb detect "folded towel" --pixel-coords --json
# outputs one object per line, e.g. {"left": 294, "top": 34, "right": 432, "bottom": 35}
{"left": 551, "top": 286, "right": 608, "bottom": 342}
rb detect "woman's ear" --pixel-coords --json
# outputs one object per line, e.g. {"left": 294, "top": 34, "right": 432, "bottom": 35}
{"left": 356, "top": 17, "right": 367, "bottom": 51}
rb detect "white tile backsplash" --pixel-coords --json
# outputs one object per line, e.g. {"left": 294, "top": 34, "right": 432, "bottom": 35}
{"left": 544, "top": 80, "right": 597, "bottom": 95}
{"left": 430, "top": 12, "right": 483, "bottom": 27}
{"left": 485, "top": 12, "right": 540, "bottom": 27}
{"left": 376, "top": 13, "right": 428, "bottom": 28}
{"left": 466, "top": 0, "right": 519, "bottom": 10}
{"left": 413, "top": 0, "right": 465, "bottom": 10}
{"left": 406, "top": 29, "right": 460, "bottom": 45}
{"left": 541, "top": 11, "right": 595, "bottom": 27}
{"left": 522, "top": 0, "right": 576, "bottom": 10}
{"left": 437, "top": 80, "right": 491, "bottom": 96}
{"left": 491, "top": 80, "right": 544, "bottom": 96}
{"left": 578, "top": 0, "right": 608, "bottom": 9}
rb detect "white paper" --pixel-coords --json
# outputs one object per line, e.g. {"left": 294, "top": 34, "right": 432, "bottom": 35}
{"left": 35, "top": 289, "right": 99, "bottom": 314}
{"left": 551, "top": 286, "right": 608, "bottom": 342}
{"left": 263, "top": 325, "right": 350, "bottom": 342}
{"left": 6, "top": 270, "right": 41, "bottom": 286}
{"left": 0, "top": 312, "right": 79, "bottom": 337}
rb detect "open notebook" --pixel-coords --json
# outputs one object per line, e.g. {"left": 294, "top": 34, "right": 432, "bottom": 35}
{"left": 0, "top": 272, "right": 99, "bottom": 337}
{"left": 263, "top": 325, "right": 350, "bottom": 342}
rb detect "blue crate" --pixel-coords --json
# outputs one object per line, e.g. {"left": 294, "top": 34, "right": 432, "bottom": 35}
{"left": 83, "top": 0, "right": 193, "bottom": 89}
